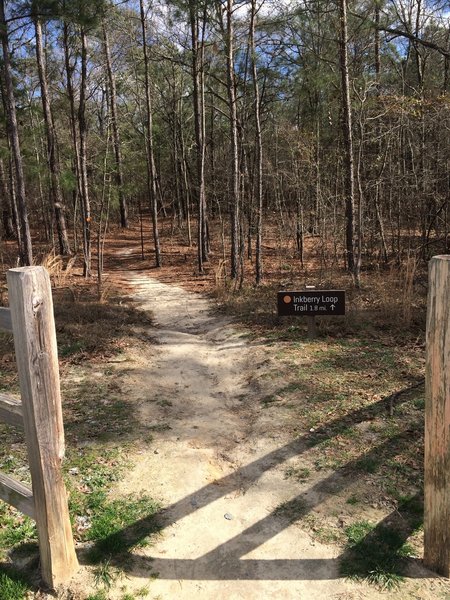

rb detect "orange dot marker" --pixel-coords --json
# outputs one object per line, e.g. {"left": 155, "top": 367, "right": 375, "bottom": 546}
{"left": 283, "top": 295, "right": 292, "bottom": 304}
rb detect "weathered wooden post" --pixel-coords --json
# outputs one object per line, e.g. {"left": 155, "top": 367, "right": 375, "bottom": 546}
{"left": 7, "top": 267, "right": 78, "bottom": 588}
{"left": 424, "top": 255, "right": 450, "bottom": 577}
{"left": 305, "top": 285, "right": 318, "bottom": 339}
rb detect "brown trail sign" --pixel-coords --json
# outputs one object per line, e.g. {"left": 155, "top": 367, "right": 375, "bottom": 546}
{"left": 277, "top": 290, "right": 346, "bottom": 317}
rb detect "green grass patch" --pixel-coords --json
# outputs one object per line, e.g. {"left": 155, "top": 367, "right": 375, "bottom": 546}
{"left": 59, "top": 340, "right": 86, "bottom": 357}
{"left": 63, "top": 380, "right": 136, "bottom": 441}
{"left": 64, "top": 446, "right": 161, "bottom": 562}
{"left": 86, "top": 592, "right": 108, "bottom": 600}
{"left": 274, "top": 498, "right": 309, "bottom": 522}
{"left": 0, "top": 505, "right": 37, "bottom": 559}
{"left": 354, "top": 456, "right": 379, "bottom": 474}
{"left": 341, "top": 520, "right": 414, "bottom": 589}
{"left": 0, "top": 567, "right": 32, "bottom": 600}
{"left": 86, "top": 494, "right": 160, "bottom": 561}
{"left": 0, "top": 292, "right": 162, "bottom": 595}
{"left": 284, "top": 466, "right": 311, "bottom": 481}
{"left": 346, "top": 494, "right": 360, "bottom": 505}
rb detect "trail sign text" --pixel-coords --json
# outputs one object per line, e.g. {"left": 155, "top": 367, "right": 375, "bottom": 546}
{"left": 277, "top": 290, "right": 345, "bottom": 316}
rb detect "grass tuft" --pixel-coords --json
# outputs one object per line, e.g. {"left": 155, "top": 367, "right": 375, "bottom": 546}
{"left": 86, "top": 495, "right": 160, "bottom": 561}
{"left": 0, "top": 568, "right": 31, "bottom": 600}
{"left": 340, "top": 520, "right": 414, "bottom": 589}
{"left": 0, "top": 505, "right": 37, "bottom": 560}
{"left": 93, "top": 558, "right": 117, "bottom": 590}
{"left": 86, "top": 591, "right": 108, "bottom": 600}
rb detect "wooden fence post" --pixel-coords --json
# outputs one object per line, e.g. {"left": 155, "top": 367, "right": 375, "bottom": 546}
{"left": 306, "top": 284, "right": 318, "bottom": 339}
{"left": 7, "top": 267, "right": 78, "bottom": 588}
{"left": 424, "top": 255, "right": 450, "bottom": 577}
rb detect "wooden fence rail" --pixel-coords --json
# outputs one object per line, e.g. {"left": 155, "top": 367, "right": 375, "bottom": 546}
{"left": 0, "top": 266, "right": 78, "bottom": 588}
{"left": 0, "top": 392, "right": 23, "bottom": 428}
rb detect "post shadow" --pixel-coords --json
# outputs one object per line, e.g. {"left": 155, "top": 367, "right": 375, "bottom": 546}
{"left": 77, "top": 388, "right": 430, "bottom": 582}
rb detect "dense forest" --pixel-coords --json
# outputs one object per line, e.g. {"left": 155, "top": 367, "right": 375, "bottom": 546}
{"left": 0, "top": 0, "right": 448, "bottom": 286}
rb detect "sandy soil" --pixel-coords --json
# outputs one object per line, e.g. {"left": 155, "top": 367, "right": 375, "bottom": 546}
{"left": 69, "top": 254, "right": 449, "bottom": 600}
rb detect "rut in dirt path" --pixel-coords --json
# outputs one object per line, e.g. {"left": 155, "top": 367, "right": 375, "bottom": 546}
{"left": 116, "top": 271, "right": 253, "bottom": 451}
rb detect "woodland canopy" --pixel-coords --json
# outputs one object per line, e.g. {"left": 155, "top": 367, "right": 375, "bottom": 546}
{"left": 0, "top": 0, "right": 448, "bottom": 284}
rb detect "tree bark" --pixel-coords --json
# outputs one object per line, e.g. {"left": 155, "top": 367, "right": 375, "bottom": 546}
{"left": 78, "top": 27, "right": 92, "bottom": 277}
{"left": 189, "top": 0, "right": 208, "bottom": 273}
{"left": 139, "top": 0, "right": 161, "bottom": 268}
{"left": 338, "top": 0, "right": 358, "bottom": 281}
{"left": 102, "top": 21, "right": 128, "bottom": 228}
{"left": 34, "top": 14, "right": 71, "bottom": 255}
{"left": 250, "top": 0, "right": 263, "bottom": 284}
{"left": 0, "top": 0, "right": 32, "bottom": 265}
{"left": 0, "top": 158, "right": 15, "bottom": 240}
{"left": 62, "top": 16, "right": 81, "bottom": 252}
{"left": 225, "top": 0, "right": 240, "bottom": 280}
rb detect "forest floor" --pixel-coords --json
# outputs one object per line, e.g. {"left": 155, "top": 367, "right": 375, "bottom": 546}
{"left": 0, "top": 220, "right": 449, "bottom": 599}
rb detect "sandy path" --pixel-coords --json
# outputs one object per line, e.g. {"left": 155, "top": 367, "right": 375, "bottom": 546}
{"left": 88, "top": 267, "right": 445, "bottom": 600}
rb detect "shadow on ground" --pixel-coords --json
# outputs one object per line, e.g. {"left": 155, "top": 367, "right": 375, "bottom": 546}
{"left": 78, "top": 390, "right": 432, "bottom": 583}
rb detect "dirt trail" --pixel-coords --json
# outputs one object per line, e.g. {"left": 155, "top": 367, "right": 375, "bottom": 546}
{"left": 86, "top": 264, "right": 442, "bottom": 600}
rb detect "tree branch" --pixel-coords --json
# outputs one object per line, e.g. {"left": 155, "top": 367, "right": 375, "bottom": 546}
{"left": 350, "top": 11, "right": 450, "bottom": 58}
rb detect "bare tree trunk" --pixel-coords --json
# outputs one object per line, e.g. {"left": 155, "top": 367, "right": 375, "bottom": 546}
{"left": 0, "top": 0, "right": 32, "bottom": 265}
{"left": 28, "top": 104, "right": 50, "bottom": 243}
{"left": 170, "top": 70, "right": 183, "bottom": 228}
{"left": 0, "top": 77, "right": 17, "bottom": 241}
{"left": 189, "top": 0, "right": 208, "bottom": 273}
{"left": 199, "top": 21, "right": 209, "bottom": 261}
{"left": 374, "top": 3, "right": 381, "bottom": 84}
{"left": 338, "top": 0, "right": 358, "bottom": 282}
{"left": 102, "top": 21, "right": 128, "bottom": 228}
{"left": 0, "top": 158, "right": 14, "bottom": 239}
{"left": 97, "top": 121, "right": 112, "bottom": 296}
{"left": 374, "top": 6, "right": 388, "bottom": 262}
{"left": 444, "top": 27, "right": 449, "bottom": 93}
{"left": 78, "top": 27, "right": 92, "bottom": 276}
{"left": 225, "top": 0, "right": 240, "bottom": 280}
{"left": 250, "top": 0, "right": 263, "bottom": 284}
{"left": 8, "top": 153, "right": 20, "bottom": 243}
{"left": 178, "top": 111, "right": 192, "bottom": 246}
{"left": 63, "top": 17, "right": 81, "bottom": 253}
{"left": 34, "top": 15, "right": 70, "bottom": 255}
{"left": 139, "top": 0, "right": 161, "bottom": 268}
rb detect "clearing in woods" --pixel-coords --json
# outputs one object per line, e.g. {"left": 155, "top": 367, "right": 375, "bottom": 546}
{"left": 62, "top": 239, "right": 448, "bottom": 600}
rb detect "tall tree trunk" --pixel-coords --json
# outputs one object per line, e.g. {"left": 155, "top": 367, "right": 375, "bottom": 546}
{"left": 189, "top": 0, "right": 208, "bottom": 273}
{"left": 250, "top": 0, "right": 263, "bottom": 284}
{"left": 139, "top": 0, "right": 161, "bottom": 268}
{"left": 0, "top": 0, "right": 32, "bottom": 265}
{"left": 28, "top": 103, "right": 50, "bottom": 243}
{"left": 374, "top": 3, "right": 388, "bottom": 262}
{"left": 102, "top": 21, "right": 128, "bottom": 228}
{"left": 34, "top": 15, "right": 70, "bottom": 255}
{"left": 0, "top": 77, "right": 17, "bottom": 241}
{"left": 62, "top": 16, "right": 81, "bottom": 252}
{"left": 78, "top": 27, "right": 92, "bottom": 276}
{"left": 199, "top": 19, "right": 209, "bottom": 261}
{"left": 178, "top": 106, "right": 192, "bottom": 246}
{"left": 8, "top": 154, "right": 20, "bottom": 241}
{"left": 225, "top": 0, "right": 240, "bottom": 280}
{"left": 374, "top": 2, "right": 381, "bottom": 85}
{"left": 444, "top": 27, "right": 449, "bottom": 93}
{"left": 338, "top": 0, "right": 358, "bottom": 281}
{"left": 0, "top": 158, "right": 14, "bottom": 239}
